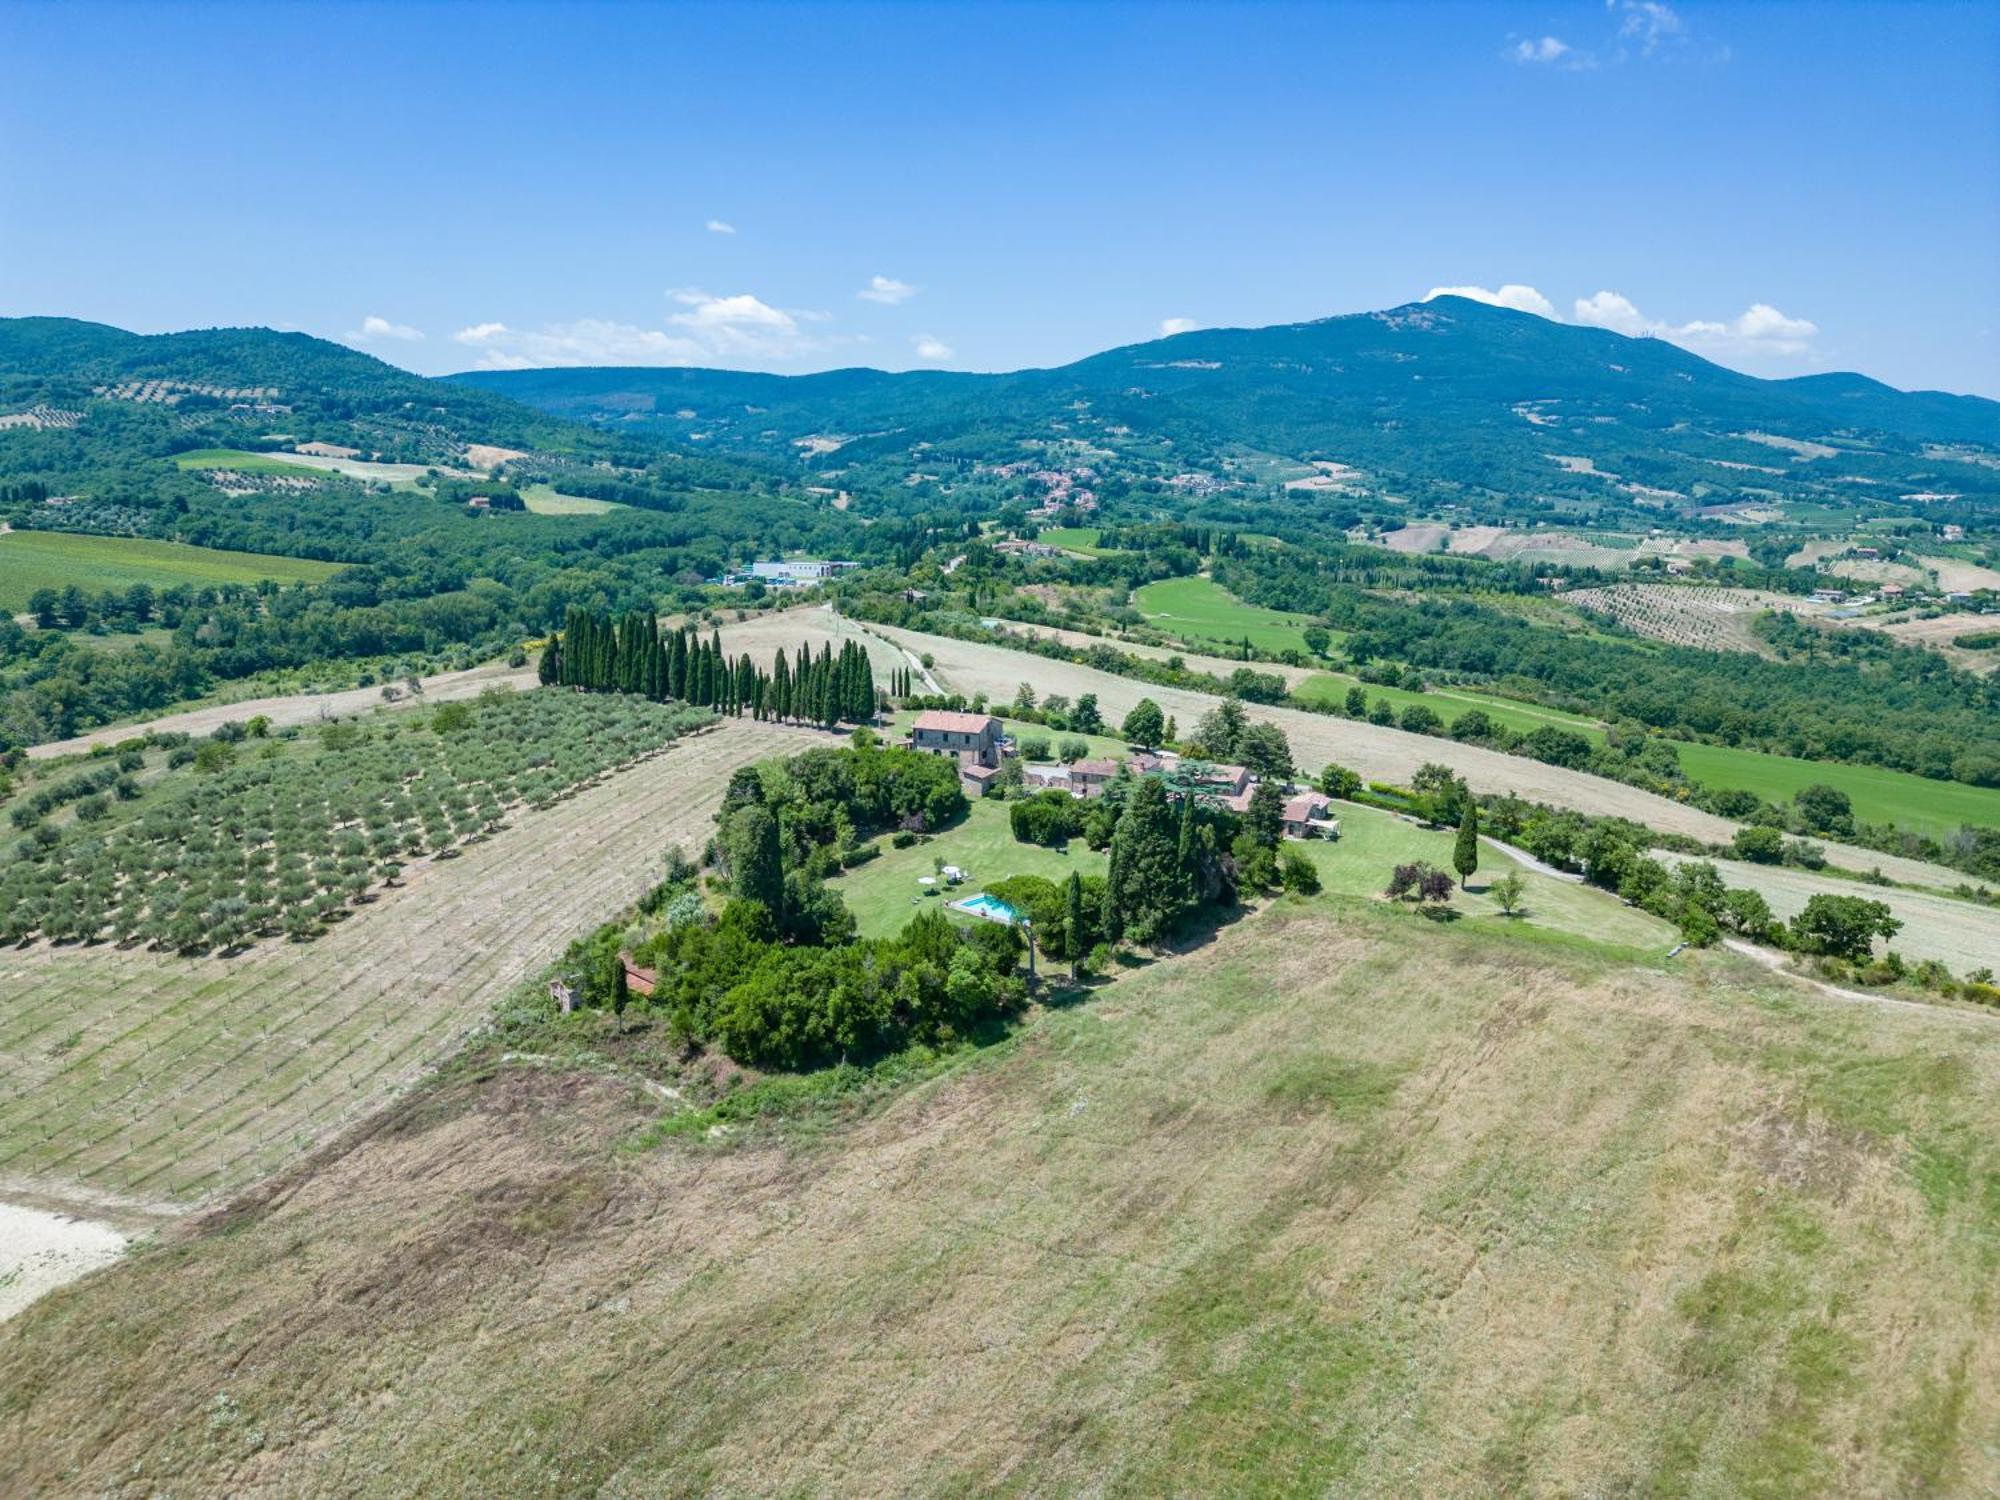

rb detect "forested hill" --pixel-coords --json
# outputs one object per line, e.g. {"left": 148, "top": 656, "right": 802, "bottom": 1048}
{"left": 0, "top": 317, "right": 618, "bottom": 460}
{"left": 455, "top": 297, "right": 2000, "bottom": 512}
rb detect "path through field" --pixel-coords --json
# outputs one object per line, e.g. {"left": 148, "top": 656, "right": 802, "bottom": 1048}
{"left": 27, "top": 658, "right": 539, "bottom": 760}
{"left": 0, "top": 719, "right": 823, "bottom": 1211}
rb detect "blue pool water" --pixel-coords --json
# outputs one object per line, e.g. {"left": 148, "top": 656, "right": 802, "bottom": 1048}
{"left": 954, "top": 893, "right": 1024, "bottom": 924}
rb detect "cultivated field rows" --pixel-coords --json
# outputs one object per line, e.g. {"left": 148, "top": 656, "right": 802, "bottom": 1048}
{"left": 865, "top": 621, "right": 1996, "bottom": 966}
{"left": 0, "top": 719, "right": 823, "bottom": 1206}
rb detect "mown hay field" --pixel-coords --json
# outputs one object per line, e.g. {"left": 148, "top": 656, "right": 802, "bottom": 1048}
{"left": 0, "top": 531, "right": 341, "bottom": 611}
{"left": 0, "top": 717, "right": 823, "bottom": 1208}
{"left": 6, "top": 899, "right": 1998, "bottom": 1496}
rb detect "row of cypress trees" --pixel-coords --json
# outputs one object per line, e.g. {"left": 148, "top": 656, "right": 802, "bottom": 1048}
{"left": 539, "top": 608, "right": 879, "bottom": 726}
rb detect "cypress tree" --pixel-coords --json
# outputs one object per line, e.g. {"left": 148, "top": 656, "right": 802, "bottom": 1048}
{"left": 1454, "top": 803, "right": 1480, "bottom": 890}
{"left": 1065, "top": 870, "right": 1087, "bottom": 980}
{"left": 540, "top": 630, "right": 562, "bottom": 687}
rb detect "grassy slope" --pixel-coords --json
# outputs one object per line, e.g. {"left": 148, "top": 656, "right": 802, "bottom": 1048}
{"left": 1038, "top": 526, "right": 1115, "bottom": 556}
{"left": 1673, "top": 741, "right": 2000, "bottom": 842}
{"left": 168, "top": 447, "right": 328, "bottom": 476}
{"left": 0, "top": 532, "right": 341, "bottom": 610}
{"left": 5, "top": 900, "right": 1998, "bottom": 1496}
{"left": 519, "top": 482, "right": 623, "bottom": 516}
{"left": 1133, "top": 574, "right": 1322, "bottom": 655}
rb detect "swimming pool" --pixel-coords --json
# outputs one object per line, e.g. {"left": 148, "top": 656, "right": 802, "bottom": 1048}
{"left": 952, "top": 893, "right": 1024, "bottom": 925}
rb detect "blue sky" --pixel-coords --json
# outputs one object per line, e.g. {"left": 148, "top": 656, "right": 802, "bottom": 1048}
{"left": 3, "top": 1, "right": 1996, "bottom": 394}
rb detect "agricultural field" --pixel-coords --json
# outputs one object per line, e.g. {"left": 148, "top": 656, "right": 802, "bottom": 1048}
{"left": 1672, "top": 741, "right": 2000, "bottom": 844}
{"left": 0, "top": 692, "right": 716, "bottom": 952}
{"left": 0, "top": 715, "right": 825, "bottom": 1208}
{"left": 1132, "top": 574, "right": 1321, "bottom": 655}
{"left": 168, "top": 447, "right": 327, "bottom": 477}
{"left": 25, "top": 656, "right": 538, "bottom": 759}
{"left": 1561, "top": 583, "right": 1819, "bottom": 654}
{"left": 1037, "top": 525, "right": 1115, "bottom": 556}
{"left": 9, "top": 897, "right": 1999, "bottom": 1495}
{"left": 520, "top": 482, "right": 622, "bottom": 516}
{"left": 1292, "top": 670, "right": 1606, "bottom": 740}
{"left": 0, "top": 531, "right": 341, "bottom": 611}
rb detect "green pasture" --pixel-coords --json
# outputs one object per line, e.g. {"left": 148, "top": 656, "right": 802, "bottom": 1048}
{"left": 1038, "top": 526, "right": 1116, "bottom": 556}
{"left": 1673, "top": 741, "right": 2000, "bottom": 842}
{"left": 1133, "top": 574, "right": 1322, "bottom": 655}
{"left": 521, "top": 483, "right": 623, "bottom": 516}
{"left": 1293, "top": 671, "right": 1606, "bottom": 740}
{"left": 0, "top": 531, "right": 342, "bottom": 611}
{"left": 169, "top": 447, "right": 327, "bottom": 477}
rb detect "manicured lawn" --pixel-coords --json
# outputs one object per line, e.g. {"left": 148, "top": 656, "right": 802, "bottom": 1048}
{"left": 169, "top": 447, "right": 328, "bottom": 477}
{"left": 1672, "top": 741, "right": 2000, "bottom": 841}
{"left": 0, "top": 532, "right": 343, "bottom": 611}
{"left": 1293, "top": 671, "right": 1606, "bottom": 740}
{"left": 1038, "top": 526, "right": 1116, "bottom": 556}
{"left": 520, "top": 483, "right": 622, "bottom": 516}
{"left": 1133, "top": 575, "right": 1324, "bottom": 656}
{"left": 830, "top": 797, "right": 1108, "bottom": 939}
{"left": 1296, "top": 801, "right": 1675, "bottom": 955}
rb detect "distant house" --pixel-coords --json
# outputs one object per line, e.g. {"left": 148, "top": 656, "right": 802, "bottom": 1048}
{"left": 1809, "top": 588, "right": 1848, "bottom": 604}
{"left": 994, "top": 538, "right": 1058, "bottom": 559}
{"left": 1023, "top": 763, "right": 1073, "bottom": 792}
{"left": 1069, "top": 758, "right": 1119, "bottom": 797}
{"left": 959, "top": 762, "right": 1002, "bottom": 798}
{"left": 910, "top": 710, "right": 1003, "bottom": 768}
{"left": 1282, "top": 791, "right": 1340, "bottom": 839}
{"left": 749, "top": 559, "right": 857, "bottom": 585}
{"left": 1852, "top": 546, "right": 1881, "bottom": 560}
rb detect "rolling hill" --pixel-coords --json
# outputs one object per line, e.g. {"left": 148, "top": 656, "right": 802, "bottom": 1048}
{"left": 454, "top": 298, "right": 2000, "bottom": 516}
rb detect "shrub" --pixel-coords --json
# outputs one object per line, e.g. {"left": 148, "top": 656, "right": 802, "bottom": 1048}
{"left": 1278, "top": 848, "right": 1321, "bottom": 894}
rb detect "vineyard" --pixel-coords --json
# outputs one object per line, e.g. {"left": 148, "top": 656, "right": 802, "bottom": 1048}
{"left": 0, "top": 691, "right": 714, "bottom": 954}
{"left": 0, "top": 715, "right": 820, "bottom": 1204}
{"left": 1561, "top": 584, "right": 1812, "bottom": 653}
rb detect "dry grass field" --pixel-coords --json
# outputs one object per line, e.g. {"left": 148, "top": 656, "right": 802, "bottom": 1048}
{"left": 5, "top": 901, "right": 1998, "bottom": 1496}
{"left": 0, "top": 718, "right": 823, "bottom": 1210}
{"left": 26, "top": 658, "right": 539, "bottom": 760}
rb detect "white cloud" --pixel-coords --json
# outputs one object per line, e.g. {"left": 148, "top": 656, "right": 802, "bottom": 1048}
{"left": 911, "top": 334, "right": 953, "bottom": 362}
{"left": 705, "top": 219, "right": 737, "bottom": 235}
{"left": 1425, "top": 284, "right": 1558, "bottom": 319}
{"left": 1614, "top": 0, "right": 1685, "bottom": 53}
{"left": 449, "top": 290, "right": 837, "bottom": 369}
{"left": 1573, "top": 290, "right": 1818, "bottom": 356}
{"left": 1571, "top": 290, "right": 1652, "bottom": 335}
{"left": 1509, "top": 35, "right": 1573, "bottom": 64}
{"left": 1421, "top": 282, "right": 1818, "bottom": 361}
{"left": 1159, "top": 317, "right": 1199, "bottom": 336}
{"left": 350, "top": 314, "right": 423, "bottom": 343}
{"left": 858, "top": 275, "right": 918, "bottom": 305}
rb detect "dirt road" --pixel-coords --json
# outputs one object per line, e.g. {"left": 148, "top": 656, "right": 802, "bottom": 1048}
{"left": 28, "top": 658, "right": 540, "bottom": 760}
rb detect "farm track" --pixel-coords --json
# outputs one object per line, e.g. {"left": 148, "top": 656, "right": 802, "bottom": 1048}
{"left": 0, "top": 718, "right": 824, "bottom": 1206}
{"left": 27, "top": 659, "right": 540, "bottom": 760}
